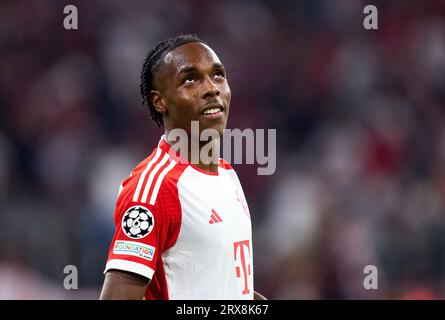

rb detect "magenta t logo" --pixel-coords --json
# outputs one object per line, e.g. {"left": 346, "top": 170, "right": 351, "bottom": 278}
{"left": 233, "top": 240, "right": 252, "bottom": 295}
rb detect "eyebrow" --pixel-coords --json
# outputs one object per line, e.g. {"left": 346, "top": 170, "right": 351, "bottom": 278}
{"left": 178, "top": 63, "right": 225, "bottom": 75}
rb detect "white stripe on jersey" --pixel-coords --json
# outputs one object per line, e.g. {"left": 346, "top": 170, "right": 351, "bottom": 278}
{"left": 132, "top": 148, "right": 163, "bottom": 202}
{"left": 105, "top": 259, "right": 155, "bottom": 280}
{"left": 140, "top": 153, "right": 169, "bottom": 203}
{"left": 149, "top": 159, "right": 177, "bottom": 205}
{"left": 133, "top": 148, "right": 162, "bottom": 202}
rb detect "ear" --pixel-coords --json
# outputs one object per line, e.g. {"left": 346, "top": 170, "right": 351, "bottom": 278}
{"left": 150, "top": 90, "right": 168, "bottom": 116}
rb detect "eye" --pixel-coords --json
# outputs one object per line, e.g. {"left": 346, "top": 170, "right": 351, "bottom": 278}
{"left": 214, "top": 71, "right": 225, "bottom": 78}
{"left": 183, "top": 76, "right": 198, "bottom": 84}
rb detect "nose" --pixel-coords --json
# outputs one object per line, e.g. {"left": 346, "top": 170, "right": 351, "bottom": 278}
{"left": 202, "top": 77, "right": 220, "bottom": 99}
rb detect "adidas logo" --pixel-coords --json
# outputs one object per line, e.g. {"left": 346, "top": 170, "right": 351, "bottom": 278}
{"left": 209, "top": 209, "right": 223, "bottom": 224}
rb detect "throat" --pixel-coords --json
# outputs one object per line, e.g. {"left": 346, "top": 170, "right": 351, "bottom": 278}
{"left": 194, "top": 162, "right": 219, "bottom": 173}
{"left": 164, "top": 130, "right": 220, "bottom": 172}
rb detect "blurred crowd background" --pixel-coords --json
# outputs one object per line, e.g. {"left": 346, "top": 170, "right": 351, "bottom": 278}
{"left": 1, "top": 0, "right": 445, "bottom": 299}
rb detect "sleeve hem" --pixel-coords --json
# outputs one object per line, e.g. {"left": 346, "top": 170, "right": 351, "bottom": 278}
{"left": 104, "top": 259, "right": 155, "bottom": 280}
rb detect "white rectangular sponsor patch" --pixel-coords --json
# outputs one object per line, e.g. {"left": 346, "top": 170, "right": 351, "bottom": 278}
{"left": 113, "top": 240, "right": 155, "bottom": 261}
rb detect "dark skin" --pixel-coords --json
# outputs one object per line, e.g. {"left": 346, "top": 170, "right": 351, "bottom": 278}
{"left": 152, "top": 42, "right": 231, "bottom": 172}
{"left": 100, "top": 42, "right": 266, "bottom": 300}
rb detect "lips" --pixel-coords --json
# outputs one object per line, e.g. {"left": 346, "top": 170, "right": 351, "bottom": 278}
{"left": 200, "top": 102, "right": 225, "bottom": 116}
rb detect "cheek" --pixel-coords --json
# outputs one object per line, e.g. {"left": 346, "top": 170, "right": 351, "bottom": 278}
{"left": 222, "top": 84, "right": 231, "bottom": 103}
{"left": 171, "top": 93, "right": 198, "bottom": 118}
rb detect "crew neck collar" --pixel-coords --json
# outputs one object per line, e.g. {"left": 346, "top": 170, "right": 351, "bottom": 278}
{"left": 158, "top": 135, "right": 220, "bottom": 176}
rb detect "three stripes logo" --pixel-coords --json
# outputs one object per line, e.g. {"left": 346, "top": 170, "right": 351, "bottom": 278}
{"left": 209, "top": 209, "right": 223, "bottom": 224}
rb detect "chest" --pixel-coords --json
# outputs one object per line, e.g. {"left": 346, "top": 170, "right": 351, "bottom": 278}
{"left": 176, "top": 168, "right": 252, "bottom": 245}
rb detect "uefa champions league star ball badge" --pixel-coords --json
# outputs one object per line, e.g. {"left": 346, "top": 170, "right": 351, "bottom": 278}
{"left": 121, "top": 206, "right": 154, "bottom": 239}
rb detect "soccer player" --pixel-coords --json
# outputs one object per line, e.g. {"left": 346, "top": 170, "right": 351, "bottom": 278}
{"left": 100, "top": 34, "right": 266, "bottom": 300}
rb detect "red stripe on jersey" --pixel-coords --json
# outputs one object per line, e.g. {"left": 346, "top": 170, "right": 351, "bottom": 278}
{"left": 143, "top": 162, "right": 187, "bottom": 300}
{"left": 144, "top": 252, "right": 169, "bottom": 300}
{"left": 218, "top": 158, "right": 233, "bottom": 170}
{"left": 106, "top": 146, "right": 187, "bottom": 300}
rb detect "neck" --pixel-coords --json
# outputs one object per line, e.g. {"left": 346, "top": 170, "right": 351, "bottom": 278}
{"left": 164, "top": 129, "right": 220, "bottom": 173}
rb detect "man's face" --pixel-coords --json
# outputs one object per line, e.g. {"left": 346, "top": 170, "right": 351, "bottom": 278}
{"left": 152, "top": 42, "right": 231, "bottom": 137}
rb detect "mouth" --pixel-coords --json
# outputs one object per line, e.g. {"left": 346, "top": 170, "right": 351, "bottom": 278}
{"left": 200, "top": 102, "right": 225, "bottom": 119}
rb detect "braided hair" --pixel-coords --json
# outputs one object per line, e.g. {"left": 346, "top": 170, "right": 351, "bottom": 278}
{"left": 140, "top": 34, "right": 206, "bottom": 127}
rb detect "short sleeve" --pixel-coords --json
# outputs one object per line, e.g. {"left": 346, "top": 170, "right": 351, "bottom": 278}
{"left": 104, "top": 199, "right": 164, "bottom": 279}
{"left": 103, "top": 152, "right": 184, "bottom": 281}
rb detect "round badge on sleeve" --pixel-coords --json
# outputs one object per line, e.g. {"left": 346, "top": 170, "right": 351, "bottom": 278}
{"left": 121, "top": 205, "right": 155, "bottom": 239}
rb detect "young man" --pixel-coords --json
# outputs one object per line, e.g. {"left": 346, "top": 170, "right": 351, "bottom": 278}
{"left": 100, "top": 34, "right": 265, "bottom": 300}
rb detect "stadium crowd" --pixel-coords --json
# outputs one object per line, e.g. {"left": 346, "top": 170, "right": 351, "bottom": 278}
{"left": 1, "top": 0, "right": 445, "bottom": 299}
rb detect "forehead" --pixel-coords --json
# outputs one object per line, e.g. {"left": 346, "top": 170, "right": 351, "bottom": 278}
{"left": 163, "top": 42, "right": 222, "bottom": 73}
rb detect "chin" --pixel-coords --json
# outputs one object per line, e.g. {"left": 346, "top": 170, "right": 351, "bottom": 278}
{"left": 199, "top": 118, "right": 226, "bottom": 136}
{"left": 212, "top": 122, "right": 227, "bottom": 136}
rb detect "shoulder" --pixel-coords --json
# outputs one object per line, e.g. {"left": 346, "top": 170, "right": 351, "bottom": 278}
{"left": 116, "top": 147, "right": 187, "bottom": 211}
{"left": 218, "top": 158, "right": 233, "bottom": 171}
{"left": 218, "top": 158, "right": 245, "bottom": 190}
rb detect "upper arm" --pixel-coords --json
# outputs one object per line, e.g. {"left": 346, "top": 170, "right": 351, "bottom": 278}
{"left": 104, "top": 199, "right": 163, "bottom": 281}
{"left": 254, "top": 290, "right": 267, "bottom": 300}
{"left": 100, "top": 269, "right": 150, "bottom": 300}
{"left": 102, "top": 161, "right": 181, "bottom": 299}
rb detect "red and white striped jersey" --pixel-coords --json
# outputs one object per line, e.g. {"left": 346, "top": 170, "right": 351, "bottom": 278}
{"left": 104, "top": 136, "right": 254, "bottom": 300}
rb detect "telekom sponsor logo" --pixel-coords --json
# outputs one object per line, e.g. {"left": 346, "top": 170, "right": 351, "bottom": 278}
{"left": 233, "top": 240, "right": 252, "bottom": 295}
